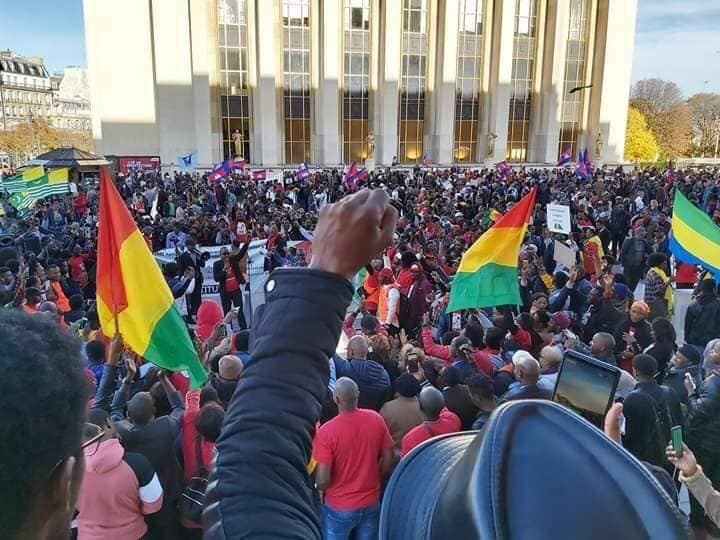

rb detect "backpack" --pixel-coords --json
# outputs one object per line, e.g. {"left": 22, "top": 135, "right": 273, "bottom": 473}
{"left": 398, "top": 291, "right": 412, "bottom": 330}
{"left": 178, "top": 437, "right": 209, "bottom": 525}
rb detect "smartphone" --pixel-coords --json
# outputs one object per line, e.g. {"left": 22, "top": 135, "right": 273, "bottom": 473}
{"left": 671, "top": 425, "right": 683, "bottom": 456}
{"left": 223, "top": 323, "right": 233, "bottom": 338}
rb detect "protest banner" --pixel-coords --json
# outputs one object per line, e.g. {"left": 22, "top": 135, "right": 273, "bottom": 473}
{"left": 547, "top": 204, "right": 572, "bottom": 234}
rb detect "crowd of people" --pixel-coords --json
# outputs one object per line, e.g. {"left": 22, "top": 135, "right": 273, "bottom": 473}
{"left": 2, "top": 160, "right": 720, "bottom": 539}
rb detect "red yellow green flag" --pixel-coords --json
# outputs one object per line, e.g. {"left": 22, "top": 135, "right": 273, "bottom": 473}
{"left": 96, "top": 167, "right": 206, "bottom": 387}
{"left": 447, "top": 187, "right": 537, "bottom": 311}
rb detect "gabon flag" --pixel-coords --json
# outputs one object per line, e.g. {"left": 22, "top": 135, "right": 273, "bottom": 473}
{"left": 447, "top": 187, "right": 537, "bottom": 312}
{"left": 97, "top": 167, "right": 207, "bottom": 387}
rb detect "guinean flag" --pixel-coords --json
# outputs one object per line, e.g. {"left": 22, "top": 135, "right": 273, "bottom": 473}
{"left": 96, "top": 167, "right": 206, "bottom": 387}
{"left": 447, "top": 187, "right": 537, "bottom": 311}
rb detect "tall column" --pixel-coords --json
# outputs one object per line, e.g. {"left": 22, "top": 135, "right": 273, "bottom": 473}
{"left": 586, "top": 0, "right": 638, "bottom": 163}
{"left": 151, "top": 0, "right": 198, "bottom": 166}
{"left": 530, "top": 0, "right": 570, "bottom": 163}
{"left": 250, "top": 0, "right": 283, "bottom": 165}
{"left": 427, "top": 0, "right": 459, "bottom": 165}
{"left": 83, "top": 0, "right": 159, "bottom": 157}
{"left": 481, "top": 0, "right": 516, "bottom": 163}
{"left": 374, "top": 0, "right": 401, "bottom": 166}
{"left": 189, "top": 0, "right": 218, "bottom": 166}
{"left": 313, "top": 0, "right": 342, "bottom": 165}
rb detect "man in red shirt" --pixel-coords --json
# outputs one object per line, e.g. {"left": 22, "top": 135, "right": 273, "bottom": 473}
{"left": 401, "top": 386, "right": 461, "bottom": 457}
{"left": 313, "top": 377, "right": 394, "bottom": 539}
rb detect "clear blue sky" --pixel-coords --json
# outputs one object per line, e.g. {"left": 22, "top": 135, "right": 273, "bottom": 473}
{"left": 3, "top": 0, "right": 719, "bottom": 96}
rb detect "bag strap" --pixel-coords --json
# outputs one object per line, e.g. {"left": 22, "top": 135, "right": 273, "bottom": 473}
{"left": 194, "top": 436, "right": 205, "bottom": 474}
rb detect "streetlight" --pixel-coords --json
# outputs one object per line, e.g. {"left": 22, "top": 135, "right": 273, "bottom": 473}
{"left": 569, "top": 84, "right": 593, "bottom": 95}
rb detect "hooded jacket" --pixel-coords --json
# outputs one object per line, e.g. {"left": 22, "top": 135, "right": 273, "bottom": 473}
{"left": 77, "top": 438, "right": 163, "bottom": 540}
{"left": 684, "top": 293, "right": 720, "bottom": 347}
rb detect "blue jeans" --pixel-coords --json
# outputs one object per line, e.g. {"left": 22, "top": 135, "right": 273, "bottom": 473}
{"left": 322, "top": 502, "right": 380, "bottom": 540}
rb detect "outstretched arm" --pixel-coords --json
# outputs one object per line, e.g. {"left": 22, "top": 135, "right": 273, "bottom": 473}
{"left": 204, "top": 189, "right": 397, "bottom": 539}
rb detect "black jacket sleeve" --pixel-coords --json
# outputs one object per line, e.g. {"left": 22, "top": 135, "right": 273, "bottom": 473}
{"left": 203, "top": 268, "right": 353, "bottom": 539}
{"left": 91, "top": 363, "right": 119, "bottom": 413}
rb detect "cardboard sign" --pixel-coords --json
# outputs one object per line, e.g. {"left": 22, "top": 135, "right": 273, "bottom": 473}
{"left": 553, "top": 240, "right": 576, "bottom": 271}
{"left": 547, "top": 204, "right": 571, "bottom": 234}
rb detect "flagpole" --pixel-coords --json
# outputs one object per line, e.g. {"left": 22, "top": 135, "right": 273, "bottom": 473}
{"left": 103, "top": 166, "right": 121, "bottom": 336}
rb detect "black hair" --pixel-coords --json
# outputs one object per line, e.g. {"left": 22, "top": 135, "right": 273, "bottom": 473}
{"left": 149, "top": 382, "right": 171, "bottom": 418}
{"left": 647, "top": 253, "right": 667, "bottom": 269}
{"left": 163, "top": 262, "right": 179, "bottom": 278}
{"left": 86, "top": 408, "right": 110, "bottom": 429}
{"left": 516, "top": 312, "right": 535, "bottom": 331}
{"left": 485, "top": 326, "right": 505, "bottom": 349}
{"left": 69, "top": 293, "right": 84, "bottom": 311}
{"left": 632, "top": 354, "right": 658, "bottom": 378}
{"left": 0, "top": 311, "right": 87, "bottom": 537}
{"left": 401, "top": 251, "right": 417, "bottom": 268}
{"left": 195, "top": 403, "right": 225, "bottom": 442}
{"left": 85, "top": 340, "right": 106, "bottom": 364}
{"left": 233, "top": 330, "right": 250, "bottom": 352}
{"left": 553, "top": 272, "right": 569, "bottom": 289}
{"left": 534, "top": 310, "right": 551, "bottom": 328}
{"left": 464, "top": 322, "right": 484, "bottom": 348}
{"left": 200, "top": 386, "right": 220, "bottom": 407}
{"left": 651, "top": 318, "right": 676, "bottom": 345}
{"left": 440, "top": 331, "right": 457, "bottom": 346}
{"left": 467, "top": 372, "right": 494, "bottom": 401}
{"left": 442, "top": 365, "right": 463, "bottom": 387}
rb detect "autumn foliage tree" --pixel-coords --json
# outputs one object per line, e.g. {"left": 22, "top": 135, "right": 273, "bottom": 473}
{"left": 631, "top": 79, "right": 690, "bottom": 159}
{"left": 625, "top": 106, "right": 659, "bottom": 162}
{"left": 687, "top": 93, "right": 720, "bottom": 157}
{"left": 0, "top": 120, "right": 93, "bottom": 165}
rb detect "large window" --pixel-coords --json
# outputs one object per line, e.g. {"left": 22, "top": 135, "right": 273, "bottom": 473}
{"left": 506, "top": 0, "right": 539, "bottom": 162}
{"left": 398, "top": 0, "right": 429, "bottom": 164}
{"left": 218, "top": 0, "right": 251, "bottom": 161}
{"left": 558, "top": 0, "right": 590, "bottom": 158}
{"left": 454, "top": 0, "right": 485, "bottom": 163}
{"left": 282, "top": 0, "right": 311, "bottom": 164}
{"left": 343, "top": 0, "right": 371, "bottom": 163}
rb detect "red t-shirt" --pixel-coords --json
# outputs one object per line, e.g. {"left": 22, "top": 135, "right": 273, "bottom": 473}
{"left": 400, "top": 408, "right": 461, "bottom": 457}
{"left": 69, "top": 255, "right": 86, "bottom": 281}
{"left": 396, "top": 269, "right": 414, "bottom": 295}
{"left": 313, "top": 409, "right": 393, "bottom": 511}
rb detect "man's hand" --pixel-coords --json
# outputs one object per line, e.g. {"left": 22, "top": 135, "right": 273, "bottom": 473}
{"left": 183, "top": 267, "right": 195, "bottom": 279}
{"left": 108, "top": 334, "right": 124, "bottom": 366}
{"left": 603, "top": 402, "right": 623, "bottom": 444}
{"left": 309, "top": 189, "right": 398, "bottom": 280}
{"left": 666, "top": 443, "right": 698, "bottom": 477}
{"left": 684, "top": 372, "right": 696, "bottom": 395}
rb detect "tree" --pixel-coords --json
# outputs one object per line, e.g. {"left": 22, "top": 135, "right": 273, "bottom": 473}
{"left": 687, "top": 93, "right": 720, "bottom": 157}
{"left": 631, "top": 79, "right": 691, "bottom": 158}
{"left": 0, "top": 120, "right": 93, "bottom": 166}
{"left": 625, "top": 106, "right": 659, "bottom": 162}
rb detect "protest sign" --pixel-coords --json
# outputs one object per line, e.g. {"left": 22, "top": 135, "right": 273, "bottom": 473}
{"left": 553, "top": 240, "right": 576, "bottom": 271}
{"left": 547, "top": 204, "right": 571, "bottom": 234}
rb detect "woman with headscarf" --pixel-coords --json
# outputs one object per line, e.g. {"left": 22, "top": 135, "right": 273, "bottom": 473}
{"left": 644, "top": 252, "right": 673, "bottom": 321}
{"left": 615, "top": 300, "right": 653, "bottom": 373}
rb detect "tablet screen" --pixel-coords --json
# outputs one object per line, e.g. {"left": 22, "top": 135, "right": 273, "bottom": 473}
{"left": 553, "top": 351, "right": 620, "bottom": 427}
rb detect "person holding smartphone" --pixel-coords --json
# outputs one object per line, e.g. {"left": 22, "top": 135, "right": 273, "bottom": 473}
{"left": 668, "top": 442, "right": 720, "bottom": 530}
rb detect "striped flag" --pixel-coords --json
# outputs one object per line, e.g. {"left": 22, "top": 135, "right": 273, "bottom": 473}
{"left": 1, "top": 166, "right": 44, "bottom": 192}
{"left": 22, "top": 169, "right": 70, "bottom": 199}
{"left": 8, "top": 192, "right": 37, "bottom": 211}
{"left": 575, "top": 150, "right": 591, "bottom": 181}
{"left": 343, "top": 161, "right": 366, "bottom": 189}
{"left": 447, "top": 187, "right": 537, "bottom": 311}
{"left": 297, "top": 162, "right": 310, "bottom": 181}
{"left": 252, "top": 169, "right": 267, "bottom": 181}
{"left": 97, "top": 168, "right": 207, "bottom": 387}
{"left": 496, "top": 161, "right": 512, "bottom": 180}
{"left": 557, "top": 147, "right": 572, "bottom": 166}
{"left": 234, "top": 158, "right": 245, "bottom": 170}
{"left": 422, "top": 151, "right": 430, "bottom": 167}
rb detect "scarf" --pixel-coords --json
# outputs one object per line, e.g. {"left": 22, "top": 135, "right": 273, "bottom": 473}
{"left": 651, "top": 267, "right": 673, "bottom": 312}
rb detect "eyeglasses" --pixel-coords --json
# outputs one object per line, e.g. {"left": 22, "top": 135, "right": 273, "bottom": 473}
{"left": 47, "top": 424, "right": 104, "bottom": 479}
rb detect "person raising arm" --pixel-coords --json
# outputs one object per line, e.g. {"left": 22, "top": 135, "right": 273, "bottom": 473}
{"left": 203, "top": 189, "right": 398, "bottom": 538}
